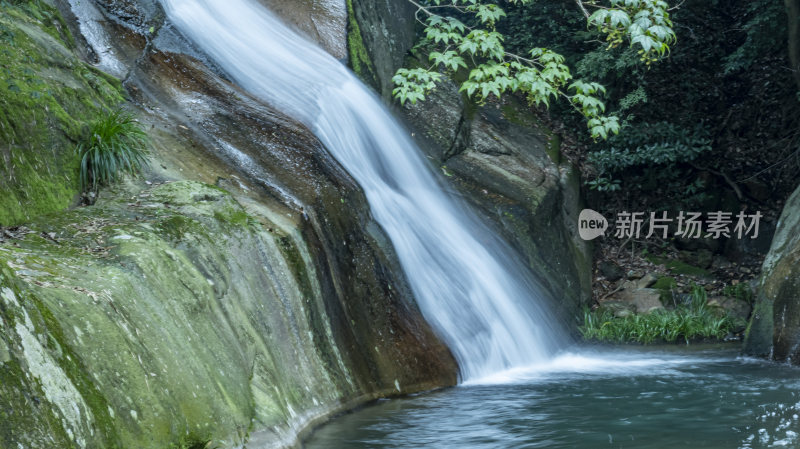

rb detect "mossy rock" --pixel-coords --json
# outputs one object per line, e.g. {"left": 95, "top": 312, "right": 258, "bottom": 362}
{"left": 652, "top": 276, "right": 678, "bottom": 304}
{"left": 0, "top": 3, "right": 124, "bottom": 226}
{"left": 745, "top": 183, "right": 800, "bottom": 360}
{"left": 647, "top": 255, "right": 711, "bottom": 278}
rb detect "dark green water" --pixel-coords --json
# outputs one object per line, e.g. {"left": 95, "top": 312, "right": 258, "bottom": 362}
{"left": 304, "top": 346, "right": 800, "bottom": 448}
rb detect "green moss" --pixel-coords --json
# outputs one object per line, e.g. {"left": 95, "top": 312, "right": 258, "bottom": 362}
{"left": 0, "top": 2, "right": 124, "bottom": 225}
{"left": 0, "top": 358, "right": 76, "bottom": 448}
{"left": 743, "top": 295, "right": 775, "bottom": 356}
{"left": 29, "top": 293, "right": 122, "bottom": 448}
{"left": 157, "top": 215, "right": 206, "bottom": 241}
{"left": 212, "top": 208, "right": 249, "bottom": 227}
{"left": 652, "top": 276, "right": 677, "bottom": 290}
{"left": 652, "top": 276, "right": 678, "bottom": 303}
{"left": 346, "top": 0, "right": 376, "bottom": 83}
{"left": 647, "top": 255, "right": 711, "bottom": 278}
{"left": 274, "top": 234, "right": 349, "bottom": 391}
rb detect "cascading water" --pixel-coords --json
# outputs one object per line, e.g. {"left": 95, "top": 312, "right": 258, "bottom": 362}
{"left": 159, "top": 0, "right": 568, "bottom": 381}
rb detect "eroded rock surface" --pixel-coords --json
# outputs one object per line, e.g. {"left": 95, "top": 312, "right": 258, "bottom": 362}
{"left": 744, "top": 184, "right": 800, "bottom": 361}
{"left": 348, "top": 7, "right": 592, "bottom": 321}
{"left": 0, "top": 2, "right": 457, "bottom": 448}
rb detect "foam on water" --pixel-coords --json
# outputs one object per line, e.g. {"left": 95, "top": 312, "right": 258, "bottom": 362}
{"left": 462, "top": 350, "right": 734, "bottom": 385}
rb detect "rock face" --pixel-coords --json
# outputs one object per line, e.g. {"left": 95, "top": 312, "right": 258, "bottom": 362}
{"left": 744, "top": 184, "right": 800, "bottom": 361}
{"left": 0, "top": 2, "right": 456, "bottom": 448}
{"left": 346, "top": 0, "right": 417, "bottom": 99}
{"left": 405, "top": 89, "right": 592, "bottom": 319}
{"left": 0, "top": 182, "right": 455, "bottom": 448}
{"left": 0, "top": 4, "right": 123, "bottom": 226}
{"left": 260, "top": 0, "right": 347, "bottom": 60}
{"left": 348, "top": 6, "right": 592, "bottom": 320}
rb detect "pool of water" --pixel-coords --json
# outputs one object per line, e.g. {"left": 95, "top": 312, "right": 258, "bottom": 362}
{"left": 303, "top": 346, "right": 800, "bottom": 448}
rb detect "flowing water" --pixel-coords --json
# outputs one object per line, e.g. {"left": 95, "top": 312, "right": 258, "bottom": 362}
{"left": 147, "top": 3, "right": 800, "bottom": 448}
{"left": 159, "top": 0, "right": 568, "bottom": 381}
{"left": 304, "top": 346, "right": 800, "bottom": 449}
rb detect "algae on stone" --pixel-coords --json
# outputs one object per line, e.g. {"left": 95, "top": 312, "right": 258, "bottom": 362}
{"left": 0, "top": 181, "right": 455, "bottom": 448}
{"left": 744, "top": 183, "right": 800, "bottom": 360}
{"left": 0, "top": 2, "right": 124, "bottom": 226}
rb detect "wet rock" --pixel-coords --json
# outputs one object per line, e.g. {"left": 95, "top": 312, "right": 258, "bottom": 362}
{"left": 0, "top": 3, "right": 458, "bottom": 448}
{"left": 599, "top": 260, "right": 624, "bottom": 282}
{"left": 0, "top": 3, "right": 124, "bottom": 226}
{"left": 347, "top": 0, "right": 417, "bottom": 99}
{"left": 678, "top": 249, "right": 714, "bottom": 269}
{"left": 615, "top": 288, "right": 665, "bottom": 314}
{"left": 259, "top": 0, "right": 347, "bottom": 59}
{"left": 707, "top": 296, "right": 752, "bottom": 322}
{"left": 636, "top": 273, "right": 659, "bottom": 289}
{"left": 348, "top": 1, "right": 591, "bottom": 318}
{"left": 598, "top": 301, "right": 635, "bottom": 318}
{"left": 744, "top": 184, "right": 800, "bottom": 361}
{"left": 400, "top": 81, "right": 591, "bottom": 319}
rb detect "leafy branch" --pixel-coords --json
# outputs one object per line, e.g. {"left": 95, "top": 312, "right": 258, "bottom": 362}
{"left": 393, "top": 0, "right": 676, "bottom": 140}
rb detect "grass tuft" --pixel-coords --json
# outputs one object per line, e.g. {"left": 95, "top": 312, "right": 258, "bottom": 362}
{"left": 580, "top": 285, "right": 745, "bottom": 344}
{"left": 76, "top": 109, "right": 149, "bottom": 193}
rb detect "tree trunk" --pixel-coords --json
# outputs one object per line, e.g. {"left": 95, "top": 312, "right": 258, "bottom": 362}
{"left": 786, "top": 0, "right": 800, "bottom": 89}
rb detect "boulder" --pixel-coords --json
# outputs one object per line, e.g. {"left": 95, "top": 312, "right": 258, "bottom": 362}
{"left": 636, "top": 273, "right": 659, "bottom": 289}
{"left": 597, "top": 301, "right": 635, "bottom": 318}
{"left": 599, "top": 260, "right": 625, "bottom": 282}
{"left": 678, "top": 249, "right": 714, "bottom": 269}
{"left": 744, "top": 184, "right": 800, "bottom": 361}
{"left": 707, "top": 296, "right": 752, "bottom": 322}
{"left": 614, "top": 288, "right": 665, "bottom": 314}
{"left": 0, "top": 3, "right": 457, "bottom": 448}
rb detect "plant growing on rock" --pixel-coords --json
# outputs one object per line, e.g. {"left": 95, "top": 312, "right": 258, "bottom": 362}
{"left": 394, "top": 0, "right": 676, "bottom": 139}
{"left": 580, "top": 285, "right": 744, "bottom": 344}
{"left": 76, "top": 109, "right": 149, "bottom": 194}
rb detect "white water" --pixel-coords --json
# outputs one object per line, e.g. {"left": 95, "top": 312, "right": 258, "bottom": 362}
{"left": 159, "top": 0, "right": 568, "bottom": 381}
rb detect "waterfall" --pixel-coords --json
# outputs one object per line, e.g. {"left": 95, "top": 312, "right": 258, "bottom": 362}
{"left": 159, "top": 0, "right": 568, "bottom": 381}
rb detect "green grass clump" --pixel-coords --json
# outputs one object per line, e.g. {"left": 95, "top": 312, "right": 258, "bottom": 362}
{"left": 722, "top": 282, "right": 753, "bottom": 305}
{"left": 580, "top": 286, "right": 744, "bottom": 344}
{"left": 77, "top": 109, "right": 149, "bottom": 192}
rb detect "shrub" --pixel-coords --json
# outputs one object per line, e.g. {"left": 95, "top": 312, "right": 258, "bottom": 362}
{"left": 76, "top": 109, "right": 149, "bottom": 192}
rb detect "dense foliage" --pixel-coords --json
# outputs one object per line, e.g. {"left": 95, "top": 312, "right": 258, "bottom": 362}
{"left": 396, "top": 0, "right": 800, "bottom": 212}
{"left": 394, "top": 0, "right": 676, "bottom": 139}
{"left": 496, "top": 0, "right": 800, "bottom": 211}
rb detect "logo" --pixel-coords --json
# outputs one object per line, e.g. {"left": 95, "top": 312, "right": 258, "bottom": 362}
{"left": 576, "top": 209, "right": 762, "bottom": 241}
{"left": 578, "top": 209, "right": 608, "bottom": 241}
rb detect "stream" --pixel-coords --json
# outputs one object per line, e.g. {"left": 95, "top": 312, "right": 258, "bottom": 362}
{"left": 304, "top": 346, "right": 800, "bottom": 448}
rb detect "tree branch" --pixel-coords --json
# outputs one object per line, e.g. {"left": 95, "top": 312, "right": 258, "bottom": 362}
{"left": 574, "top": 0, "right": 591, "bottom": 19}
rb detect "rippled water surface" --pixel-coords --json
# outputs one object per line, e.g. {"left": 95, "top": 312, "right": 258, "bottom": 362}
{"left": 304, "top": 346, "right": 800, "bottom": 449}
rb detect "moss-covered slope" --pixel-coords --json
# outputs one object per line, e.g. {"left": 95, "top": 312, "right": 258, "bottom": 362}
{"left": 0, "top": 2, "right": 123, "bottom": 226}
{"left": 0, "top": 181, "right": 455, "bottom": 448}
